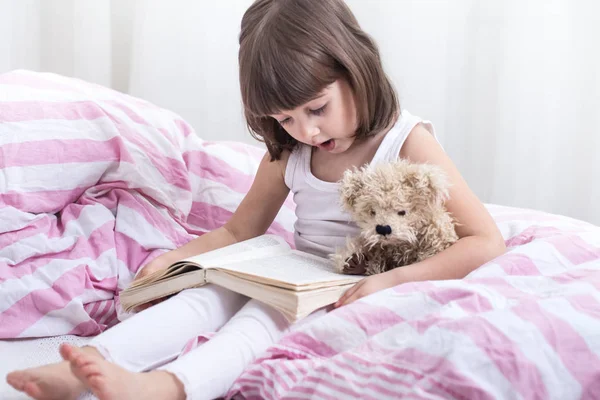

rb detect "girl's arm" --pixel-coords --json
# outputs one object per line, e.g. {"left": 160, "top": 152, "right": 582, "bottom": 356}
{"left": 138, "top": 151, "right": 291, "bottom": 279}
{"left": 336, "top": 125, "right": 506, "bottom": 306}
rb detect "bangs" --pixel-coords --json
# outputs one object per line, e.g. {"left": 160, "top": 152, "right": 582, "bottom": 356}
{"left": 238, "top": 0, "right": 399, "bottom": 161}
{"left": 241, "top": 31, "right": 341, "bottom": 117}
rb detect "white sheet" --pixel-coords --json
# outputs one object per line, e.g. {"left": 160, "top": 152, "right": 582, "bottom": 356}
{"left": 0, "top": 336, "right": 95, "bottom": 399}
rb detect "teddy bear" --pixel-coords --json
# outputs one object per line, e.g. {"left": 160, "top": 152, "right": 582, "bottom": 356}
{"left": 331, "top": 159, "right": 458, "bottom": 276}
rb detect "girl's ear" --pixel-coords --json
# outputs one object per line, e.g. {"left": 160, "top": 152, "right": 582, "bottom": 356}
{"left": 339, "top": 168, "right": 365, "bottom": 210}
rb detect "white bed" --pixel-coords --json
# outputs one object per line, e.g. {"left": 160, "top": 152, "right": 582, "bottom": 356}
{"left": 0, "top": 336, "right": 95, "bottom": 400}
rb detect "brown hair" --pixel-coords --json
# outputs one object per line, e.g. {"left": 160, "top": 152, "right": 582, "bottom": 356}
{"left": 239, "top": 0, "right": 399, "bottom": 160}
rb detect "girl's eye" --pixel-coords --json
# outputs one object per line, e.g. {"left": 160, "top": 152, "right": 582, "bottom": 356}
{"left": 398, "top": 210, "right": 406, "bottom": 216}
{"left": 279, "top": 117, "right": 292, "bottom": 126}
{"left": 310, "top": 104, "right": 327, "bottom": 116}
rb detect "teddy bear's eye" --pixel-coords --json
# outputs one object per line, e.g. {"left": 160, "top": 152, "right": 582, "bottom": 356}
{"left": 398, "top": 210, "right": 406, "bottom": 216}
{"left": 370, "top": 210, "right": 376, "bottom": 216}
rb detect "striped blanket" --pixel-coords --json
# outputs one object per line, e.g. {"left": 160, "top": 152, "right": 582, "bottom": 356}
{"left": 3, "top": 71, "right": 600, "bottom": 399}
{"left": 0, "top": 70, "right": 295, "bottom": 338}
{"left": 229, "top": 207, "right": 600, "bottom": 399}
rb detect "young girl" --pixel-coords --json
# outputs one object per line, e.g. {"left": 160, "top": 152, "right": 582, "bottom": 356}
{"left": 7, "top": 0, "right": 505, "bottom": 399}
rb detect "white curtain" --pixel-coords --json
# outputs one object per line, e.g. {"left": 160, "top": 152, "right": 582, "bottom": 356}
{"left": 1, "top": 0, "right": 599, "bottom": 225}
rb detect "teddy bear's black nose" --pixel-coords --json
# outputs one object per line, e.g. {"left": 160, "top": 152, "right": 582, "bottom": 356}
{"left": 376, "top": 225, "right": 392, "bottom": 236}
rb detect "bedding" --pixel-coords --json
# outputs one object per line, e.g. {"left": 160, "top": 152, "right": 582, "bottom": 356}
{"left": 0, "top": 336, "right": 94, "bottom": 399}
{"left": 228, "top": 206, "right": 600, "bottom": 399}
{"left": 2, "top": 71, "right": 600, "bottom": 400}
{"left": 0, "top": 70, "right": 295, "bottom": 339}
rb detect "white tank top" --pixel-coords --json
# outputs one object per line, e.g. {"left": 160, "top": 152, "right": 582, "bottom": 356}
{"left": 284, "top": 109, "right": 438, "bottom": 258}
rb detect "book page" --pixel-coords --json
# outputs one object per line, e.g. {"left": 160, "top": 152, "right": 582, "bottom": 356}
{"left": 215, "top": 250, "right": 361, "bottom": 287}
{"left": 181, "top": 234, "right": 291, "bottom": 268}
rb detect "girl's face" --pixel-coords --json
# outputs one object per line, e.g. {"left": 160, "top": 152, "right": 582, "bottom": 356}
{"left": 270, "top": 79, "right": 358, "bottom": 154}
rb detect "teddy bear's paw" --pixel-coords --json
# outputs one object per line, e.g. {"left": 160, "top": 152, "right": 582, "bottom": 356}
{"left": 342, "top": 252, "right": 367, "bottom": 275}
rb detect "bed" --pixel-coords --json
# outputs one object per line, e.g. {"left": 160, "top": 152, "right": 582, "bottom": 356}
{"left": 2, "top": 70, "right": 600, "bottom": 400}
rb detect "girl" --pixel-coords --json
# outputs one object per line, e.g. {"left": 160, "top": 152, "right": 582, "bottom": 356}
{"left": 7, "top": 0, "right": 505, "bottom": 399}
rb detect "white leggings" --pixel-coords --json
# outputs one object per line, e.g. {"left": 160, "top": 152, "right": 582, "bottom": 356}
{"left": 88, "top": 285, "right": 293, "bottom": 400}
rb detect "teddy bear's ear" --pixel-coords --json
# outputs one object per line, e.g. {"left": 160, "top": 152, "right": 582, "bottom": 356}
{"left": 419, "top": 164, "right": 450, "bottom": 208}
{"left": 339, "top": 168, "right": 365, "bottom": 210}
{"left": 403, "top": 163, "right": 450, "bottom": 209}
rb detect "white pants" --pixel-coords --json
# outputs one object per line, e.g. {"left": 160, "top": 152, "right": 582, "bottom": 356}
{"left": 88, "top": 285, "right": 292, "bottom": 400}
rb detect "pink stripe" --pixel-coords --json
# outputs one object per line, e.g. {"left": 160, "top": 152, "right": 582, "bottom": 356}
{"left": 67, "top": 319, "right": 103, "bottom": 336}
{"left": 95, "top": 300, "right": 114, "bottom": 324}
{"left": 0, "top": 215, "right": 53, "bottom": 249}
{"left": 184, "top": 150, "right": 295, "bottom": 210}
{"left": 85, "top": 301, "right": 102, "bottom": 320}
{"left": 0, "top": 221, "right": 118, "bottom": 281}
{"left": 0, "top": 188, "right": 87, "bottom": 214}
{"left": 241, "top": 364, "right": 290, "bottom": 396}
{"left": 229, "top": 383, "right": 270, "bottom": 400}
{"left": 264, "top": 363, "right": 290, "bottom": 391}
{"left": 393, "top": 280, "right": 437, "bottom": 295}
{"left": 80, "top": 184, "right": 192, "bottom": 247}
{"left": 343, "top": 351, "right": 424, "bottom": 379}
{"left": 104, "top": 312, "right": 119, "bottom": 329}
{"left": 333, "top": 302, "right": 404, "bottom": 336}
{"left": 174, "top": 119, "right": 194, "bottom": 137}
{"left": 184, "top": 150, "right": 256, "bottom": 194}
{"left": 278, "top": 332, "right": 338, "bottom": 358}
{"left": 278, "top": 361, "right": 302, "bottom": 390}
{"left": 90, "top": 276, "right": 119, "bottom": 295}
{"left": 0, "top": 202, "right": 92, "bottom": 250}
{"left": 434, "top": 316, "right": 548, "bottom": 399}
{"left": 242, "top": 370, "right": 282, "bottom": 398}
{"left": 565, "top": 294, "right": 600, "bottom": 320}
{"left": 494, "top": 253, "right": 541, "bottom": 276}
{"left": 106, "top": 114, "right": 191, "bottom": 191}
{"left": 0, "top": 100, "right": 192, "bottom": 191}
{"left": 321, "top": 360, "right": 414, "bottom": 398}
{"left": 0, "top": 265, "right": 98, "bottom": 338}
{"left": 346, "top": 350, "right": 490, "bottom": 400}
{"left": 427, "top": 287, "right": 494, "bottom": 313}
{"left": 304, "top": 375, "right": 379, "bottom": 400}
{"left": 330, "top": 358, "right": 412, "bottom": 391}
{"left": 115, "top": 232, "right": 168, "bottom": 273}
{"left": 287, "top": 383, "right": 342, "bottom": 400}
{"left": 469, "top": 277, "right": 530, "bottom": 301}
{"left": 546, "top": 235, "right": 600, "bottom": 265}
{"left": 551, "top": 270, "right": 600, "bottom": 291}
{"left": 505, "top": 226, "right": 562, "bottom": 247}
{"left": 0, "top": 137, "right": 135, "bottom": 167}
{"left": 189, "top": 201, "right": 294, "bottom": 245}
{"left": 512, "top": 300, "right": 600, "bottom": 397}
{"left": 103, "top": 101, "right": 180, "bottom": 147}
{"left": 0, "top": 101, "right": 107, "bottom": 122}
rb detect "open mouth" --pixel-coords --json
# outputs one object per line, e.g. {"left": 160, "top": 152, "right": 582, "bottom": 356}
{"left": 318, "top": 139, "right": 335, "bottom": 151}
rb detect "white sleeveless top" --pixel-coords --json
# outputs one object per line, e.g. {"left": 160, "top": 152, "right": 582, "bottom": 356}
{"left": 284, "top": 109, "right": 438, "bottom": 259}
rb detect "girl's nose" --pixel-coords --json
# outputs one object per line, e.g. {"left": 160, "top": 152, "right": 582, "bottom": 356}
{"left": 301, "top": 123, "right": 320, "bottom": 143}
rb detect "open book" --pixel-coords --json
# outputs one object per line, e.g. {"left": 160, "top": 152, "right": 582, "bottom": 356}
{"left": 120, "top": 235, "right": 363, "bottom": 322}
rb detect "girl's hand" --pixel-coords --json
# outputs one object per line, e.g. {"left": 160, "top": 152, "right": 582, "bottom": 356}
{"left": 131, "top": 253, "right": 177, "bottom": 311}
{"left": 334, "top": 269, "right": 404, "bottom": 308}
{"left": 134, "top": 255, "right": 171, "bottom": 282}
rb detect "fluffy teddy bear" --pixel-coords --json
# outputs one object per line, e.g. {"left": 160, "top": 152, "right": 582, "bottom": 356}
{"left": 332, "top": 159, "right": 458, "bottom": 276}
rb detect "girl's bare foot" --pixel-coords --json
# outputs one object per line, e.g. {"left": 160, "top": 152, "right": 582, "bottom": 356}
{"left": 62, "top": 344, "right": 185, "bottom": 400}
{"left": 5, "top": 344, "right": 99, "bottom": 400}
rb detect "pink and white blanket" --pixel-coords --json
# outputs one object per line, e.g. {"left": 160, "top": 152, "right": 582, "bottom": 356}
{"left": 0, "top": 70, "right": 295, "bottom": 338}
{"left": 228, "top": 210, "right": 600, "bottom": 399}
{"left": 3, "top": 71, "right": 600, "bottom": 399}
